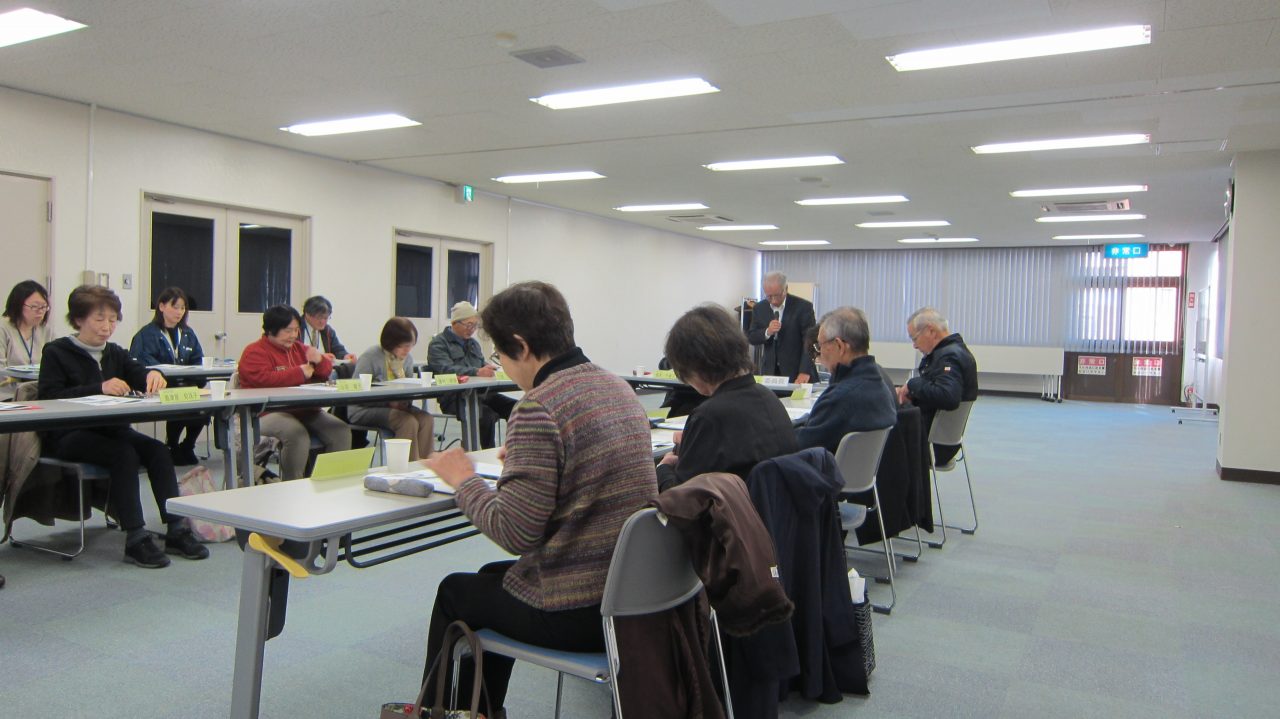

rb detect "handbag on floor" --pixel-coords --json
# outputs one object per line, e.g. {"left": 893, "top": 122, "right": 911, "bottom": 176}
{"left": 177, "top": 466, "right": 234, "bottom": 542}
{"left": 381, "top": 620, "right": 492, "bottom": 719}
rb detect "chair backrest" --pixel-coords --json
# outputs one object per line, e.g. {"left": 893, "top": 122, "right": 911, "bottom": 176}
{"left": 600, "top": 508, "right": 703, "bottom": 618}
{"left": 14, "top": 380, "right": 38, "bottom": 402}
{"left": 228, "top": 371, "right": 241, "bottom": 390}
{"left": 833, "top": 427, "right": 891, "bottom": 494}
{"left": 929, "top": 400, "right": 975, "bottom": 445}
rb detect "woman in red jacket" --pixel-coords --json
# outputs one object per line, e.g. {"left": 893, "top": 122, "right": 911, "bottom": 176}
{"left": 237, "top": 305, "right": 350, "bottom": 480}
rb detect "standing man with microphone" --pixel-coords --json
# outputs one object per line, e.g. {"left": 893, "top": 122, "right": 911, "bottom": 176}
{"left": 748, "top": 271, "right": 816, "bottom": 382}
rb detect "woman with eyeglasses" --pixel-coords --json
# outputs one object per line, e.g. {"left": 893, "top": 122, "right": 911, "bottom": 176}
{"left": 128, "top": 287, "right": 208, "bottom": 466}
{"left": 0, "top": 280, "right": 56, "bottom": 401}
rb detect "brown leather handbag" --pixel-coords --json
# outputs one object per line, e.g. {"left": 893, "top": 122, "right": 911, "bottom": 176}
{"left": 381, "top": 620, "right": 492, "bottom": 719}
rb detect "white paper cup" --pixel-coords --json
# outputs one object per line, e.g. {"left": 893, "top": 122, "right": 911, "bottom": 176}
{"left": 201, "top": 357, "right": 216, "bottom": 369}
{"left": 385, "top": 438, "right": 412, "bottom": 473}
{"left": 419, "top": 371, "right": 434, "bottom": 386}
{"left": 208, "top": 380, "right": 227, "bottom": 401}
{"left": 633, "top": 365, "right": 645, "bottom": 376}
{"left": 359, "top": 373, "right": 373, "bottom": 390}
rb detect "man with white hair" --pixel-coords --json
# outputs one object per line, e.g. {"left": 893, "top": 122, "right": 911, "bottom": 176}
{"left": 795, "top": 307, "right": 896, "bottom": 453}
{"left": 897, "top": 307, "right": 978, "bottom": 468}
{"left": 747, "top": 271, "right": 816, "bottom": 382}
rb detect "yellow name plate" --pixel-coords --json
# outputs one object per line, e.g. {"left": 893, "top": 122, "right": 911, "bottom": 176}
{"left": 653, "top": 369, "right": 678, "bottom": 380}
{"left": 159, "top": 386, "right": 201, "bottom": 404}
{"left": 335, "top": 379, "right": 364, "bottom": 392}
{"left": 495, "top": 370, "right": 511, "bottom": 381}
{"left": 434, "top": 373, "right": 460, "bottom": 385}
{"left": 790, "top": 387, "right": 808, "bottom": 399}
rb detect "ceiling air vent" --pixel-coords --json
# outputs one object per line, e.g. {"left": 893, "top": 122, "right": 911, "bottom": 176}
{"left": 1044, "top": 199, "right": 1131, "bottom": 214}
{"left": 510, "top": 46, "right": 585, "bottom": 69}
{"left": 666, "top": 214, "right": 734, "bottom": 225}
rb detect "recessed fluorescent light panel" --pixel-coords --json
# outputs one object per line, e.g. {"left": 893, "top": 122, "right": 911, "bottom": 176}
{"left": 0, "top": 8, "right": 86, "bottom": 48}
{"left": 856, "top": 220, "right": 951, "bottom": 228}
{"left": 492, "top": 171, "right": 605, "bottom": 183}
{"left": 972, "top": 134, "right": 1149, "bottom": 154}
{"left": 704, "top": 156, "right": 844, "bottom": 172}
{"left": 532, "top": 78, "right": 719, "bottom": 109}
{"left": 1011, "top": 185, "right": 1148, "bottom": 198}
{"left": 1035, "top": 214, "right": 1146, "bottom": 223}
{"left": 898, "top": 238, "right": 979, "bottom": 244}
{"left": 698, "top": 225, "right": 778, "bottom": 231}
{"left": 1053, "top": 234, "right": 1145, "bottom": 240}
{"left": 759, "top": 240, "right": 831, "bottom": 246}
{"left": 796, "top": 195, "right": 908, "bottom": 206}
{"left": 614, "top": 203, "right": 708, "bottom": 212}
{"left": 281, "top": 113, "right": 420, "bottom": 137}
{"left": 886, "top": 25, "right": 1151, "bottom": 71}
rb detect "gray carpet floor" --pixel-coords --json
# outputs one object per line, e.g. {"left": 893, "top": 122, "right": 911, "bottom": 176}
{"left": 2, "top": 397, "right": 1276, "bottom": 718}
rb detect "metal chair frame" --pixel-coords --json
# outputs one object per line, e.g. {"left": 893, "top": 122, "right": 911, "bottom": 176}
{"left": 928, "top": 400, "right": 978, "bottom": 539}
{"left": 834, "top": 427, "right": 896, "bottom": 614}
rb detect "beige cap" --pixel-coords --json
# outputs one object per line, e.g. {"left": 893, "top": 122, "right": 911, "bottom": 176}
{"left": 449, "top": 301, "right": 479, "bottom": 323}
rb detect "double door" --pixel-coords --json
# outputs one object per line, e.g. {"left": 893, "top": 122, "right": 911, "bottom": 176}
{"left": 142, "top": 196, "right": 307, "bottom": 360}
{"left": 393, "top": 230, "right": 490, "bottom": 346}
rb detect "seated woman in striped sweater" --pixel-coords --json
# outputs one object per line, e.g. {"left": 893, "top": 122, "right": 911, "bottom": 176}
{"left": 419, "top": 281, "right": 658, "bottom": 718}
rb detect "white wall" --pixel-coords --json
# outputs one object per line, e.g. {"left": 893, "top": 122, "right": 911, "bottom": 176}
{"left": 507, "top": 201, "right": 756, "bottom": 372}
{"left": 1217, "top": 150, "right": 1280, "bottom": 474}
{"left": 0, "top": 85, "right": 755, "bottom": 366}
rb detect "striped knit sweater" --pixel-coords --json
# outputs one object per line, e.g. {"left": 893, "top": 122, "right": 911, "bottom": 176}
{"left": 455, "top": 355, "right": 658, "bottom": 611}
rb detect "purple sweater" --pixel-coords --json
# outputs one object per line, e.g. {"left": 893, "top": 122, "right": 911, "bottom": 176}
{"left": 456, "top": 355, "right": 658, "bottom": 611}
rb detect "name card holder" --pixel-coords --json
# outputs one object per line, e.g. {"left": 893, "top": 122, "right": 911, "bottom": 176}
{"left": 159, "top": 386, "right": 201, "bottom": 404}
{"left": 494, "top": 371, "right": 511, "bottom": 381}
{"left": 335, "top": 379, "right": 364, "bottom": 392}
{"left": 759, "top": 375, "right": 790, "bottom": 386}
{"left": 652, "top": 369, "right": 678, "bottom": 380}
{"left": 434, "top": 374, "right": 460, "bottom": 386}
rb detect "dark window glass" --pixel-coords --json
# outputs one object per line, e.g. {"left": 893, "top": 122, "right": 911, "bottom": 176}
{"left": 395, "top": 243, "right": 433, "bottom": 317}
{"left": 238, "top": 225, "right": 292, "bottom": 312}
{"left": 151, "top": 212, "right": 214, "bottom": 311}
{"left": 446, "top": 249, "right": 480, "bottom": 308}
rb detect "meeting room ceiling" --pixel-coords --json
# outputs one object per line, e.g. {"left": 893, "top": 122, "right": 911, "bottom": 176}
{"left": 2, "top": 0, "right": 1278, "bottom": 251}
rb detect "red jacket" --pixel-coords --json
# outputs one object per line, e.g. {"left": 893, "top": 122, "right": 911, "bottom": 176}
{"left": 238, "top": 336, "right": 334, "bottom": 415}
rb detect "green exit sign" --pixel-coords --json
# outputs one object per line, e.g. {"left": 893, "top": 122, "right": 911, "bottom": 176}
{"left": 456, "top": 184, "right": 475, "bottom": 203}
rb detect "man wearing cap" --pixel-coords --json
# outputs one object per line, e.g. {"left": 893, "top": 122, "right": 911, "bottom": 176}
{"left": 427, "top": 301, "right": 516, "bottom": 449}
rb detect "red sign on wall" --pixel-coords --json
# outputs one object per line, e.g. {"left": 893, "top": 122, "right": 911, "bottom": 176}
{"left": 1133, "top": 357, "right": 1163, "bottom": 377}
{"left": 1188, "top": 292, "right": 1196, "bottom": 309}
{"left": 1077, "top": 355, "right": 1107, "bottom": 376}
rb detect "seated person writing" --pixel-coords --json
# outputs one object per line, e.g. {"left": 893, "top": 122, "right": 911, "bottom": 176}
{"left": 656, "top": 304, "right": 798, "bottom": 492}
{"left": 237, "top": 305, "right": 351, "bottom": 480}
{"left": 349, "top": 317, "right": 434, "bottom": 461}
{"left": 795, "top": 307, "right": 897, "bottom": 453}
{"left": 426, "top": 301, "right": 516, "bottom": 449}
{"left": 37, "top": 284, "right": 208, "bottom": 568}
{"left": 419, "top": 281, "right": 658, "bottom": 718}
{"left": 128, "top": 286, "right": 208, "bottom": 466}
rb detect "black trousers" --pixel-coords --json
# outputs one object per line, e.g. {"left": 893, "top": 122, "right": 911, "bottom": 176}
{"left": 424, "top": 561, "right": 603, "bottom": 713}
{"left": 50, "top": 426, "right": 180, "bottom": 532}
{"left": 165, "top": 417, "right": 208, "bottom": 449}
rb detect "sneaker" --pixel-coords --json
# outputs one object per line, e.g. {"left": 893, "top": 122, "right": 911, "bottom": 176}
{"left": 124, "top": 536, "right": 171, "bottom": 568}
{"left": 165, "top": 528, "right": 210, "bottom": 560}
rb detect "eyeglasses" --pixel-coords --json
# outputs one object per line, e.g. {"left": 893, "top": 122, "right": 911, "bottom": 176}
{"left": 457, "top": 320, "right": 479, "bottom": 330}
{"left": 811, "top": 337, "right": 838, "bottom": 354}
{"left": 24, "top": 303, "right": 49, "bottom": 312}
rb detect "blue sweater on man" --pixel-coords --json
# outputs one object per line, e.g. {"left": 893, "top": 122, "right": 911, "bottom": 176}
{"left": 795, "top": 355, "right": 897, "bottom": 453}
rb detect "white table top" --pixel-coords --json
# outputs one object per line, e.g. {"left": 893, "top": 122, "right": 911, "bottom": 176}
{"left": 168, "top": 473, "right": 457, "bottom": 541}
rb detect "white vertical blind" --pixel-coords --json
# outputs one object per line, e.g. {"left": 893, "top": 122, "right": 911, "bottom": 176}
{"left": 763, "top": 244, "right": 1185, "bottom": 353}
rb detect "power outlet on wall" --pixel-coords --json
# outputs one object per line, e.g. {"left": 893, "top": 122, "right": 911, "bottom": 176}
{"left": 122, "top": 274, "right": 133, "bottom": 289}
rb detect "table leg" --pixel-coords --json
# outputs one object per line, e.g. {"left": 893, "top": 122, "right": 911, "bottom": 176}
{"left": 462, "top": 388, "right": 481, "bottom": 450}
{"left": 230, "top": 547, "right": 272, "bottom": 719}
{"left": 238, "top": 406, "right": 255, "bottom": 487}
{"left": 217, "top": 410, "right": 236, "bottom": 490}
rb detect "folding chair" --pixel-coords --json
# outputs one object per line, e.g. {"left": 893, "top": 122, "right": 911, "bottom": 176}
{"left": 834, "top": 427, "right": 895, "bottom": 614}
{"left": 458, "top": 508, "right": 734, "bottom": 718}
{"left": 930, "top": 400, "right": 978, "bottom": 536}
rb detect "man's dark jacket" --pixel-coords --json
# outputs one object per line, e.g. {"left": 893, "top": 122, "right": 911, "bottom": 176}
{"left": 795, "top": 355, "right": 896, "bottom": 454}
{"left": 905, "top": 332, "right": 978, "bottom": 437}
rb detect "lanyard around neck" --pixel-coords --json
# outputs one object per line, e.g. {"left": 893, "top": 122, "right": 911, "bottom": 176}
{"left": 18, "top": 327, "right": 36, "bottom": 364}
{"left": 162, "top": 327, "right": 182, "bottom": 362}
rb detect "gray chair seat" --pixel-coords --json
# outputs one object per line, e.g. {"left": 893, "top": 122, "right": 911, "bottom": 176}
{"left": 473, "top": 628, "right": 609, "bottom": 682}
{"left": 839, "top": 502, "right": 867, "bottom": 529}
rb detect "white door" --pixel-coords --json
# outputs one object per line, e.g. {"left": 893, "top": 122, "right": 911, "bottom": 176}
{"left": 392, "top": 230, "right": 492, "bottom": 348}
{"left": 0, "top": 171, "right": 51, "bottom": 299}
{"left": 142, "top": 197, "right": 307, "bottom": 361}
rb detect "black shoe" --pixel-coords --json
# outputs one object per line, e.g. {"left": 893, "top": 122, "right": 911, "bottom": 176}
{"left": 124, "top": 536, "right": 171, "bottom": 568}
{"left": 0, "top": 573, "right": 6, "bottom": 589}
{"left": 171, "top": 446, "right": 200, "bottom": 466}
{"left": 165, "top": 528, "right": 210, "bottom": 560}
